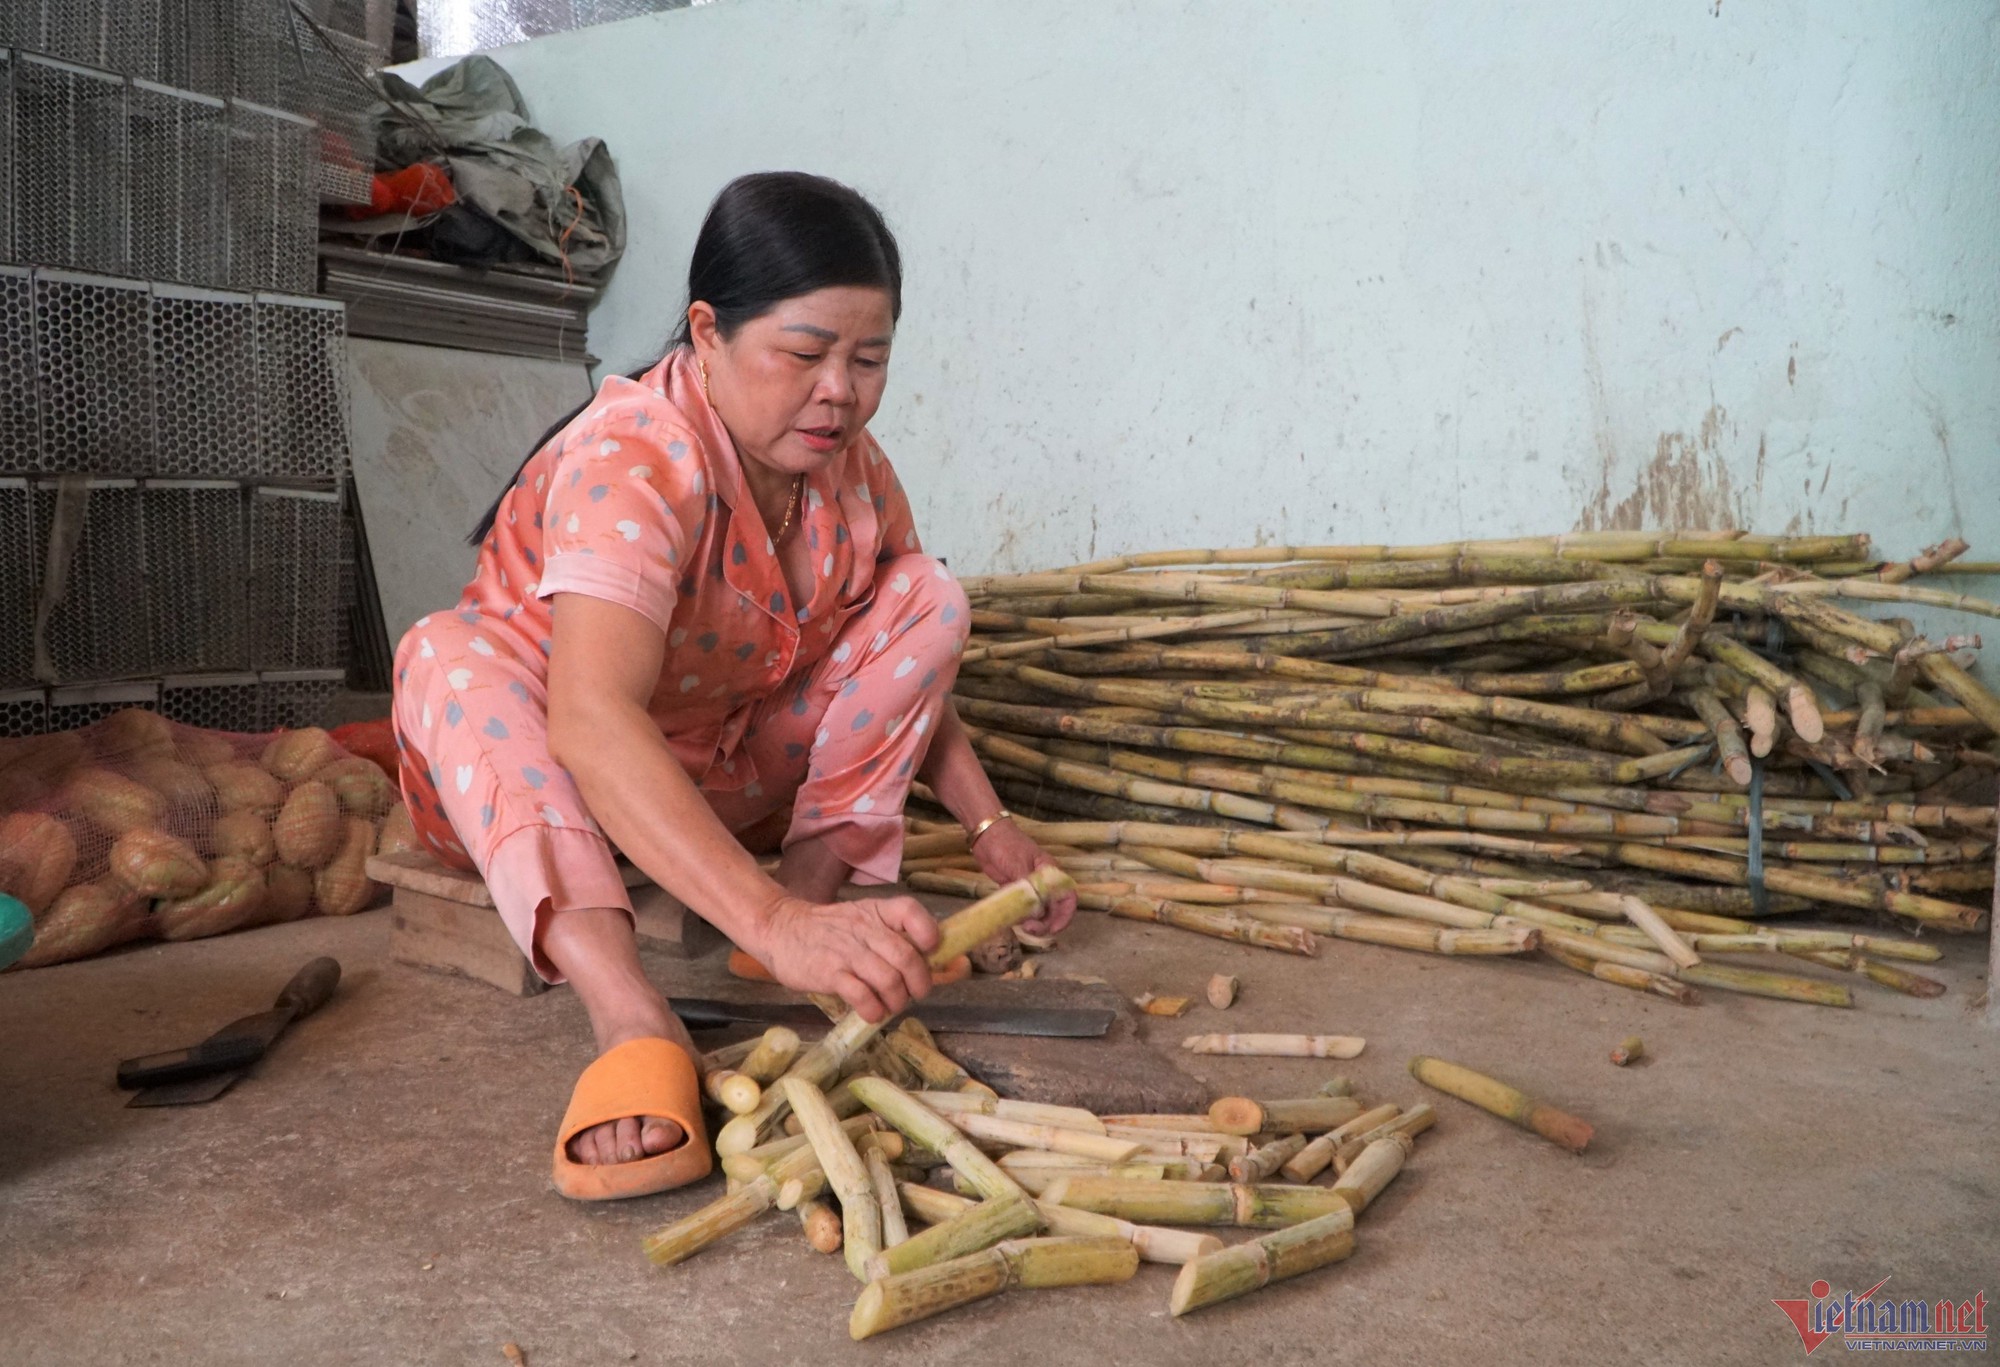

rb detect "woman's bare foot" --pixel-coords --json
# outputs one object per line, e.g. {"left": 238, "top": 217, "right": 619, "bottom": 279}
{"left": 540, "top": 905, "right": 703, "bottom": 1166}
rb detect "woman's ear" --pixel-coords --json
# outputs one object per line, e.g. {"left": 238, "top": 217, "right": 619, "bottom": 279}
{"left": 686, "top": 301, "right": 721, "bottom": 359}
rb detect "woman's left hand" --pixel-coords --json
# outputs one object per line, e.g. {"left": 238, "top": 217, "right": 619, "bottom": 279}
{"left": 970, "top": 819, "right": 1075, "bottom": 935}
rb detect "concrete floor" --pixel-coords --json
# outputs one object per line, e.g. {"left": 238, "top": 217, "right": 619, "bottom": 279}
{"left": 3, "top": 901, "right": 1995, "bottom": 1366}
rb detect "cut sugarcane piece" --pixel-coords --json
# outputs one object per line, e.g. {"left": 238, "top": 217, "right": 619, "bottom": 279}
{"left": 898, "top": 1182, "right": 1225, "bottom": 1266}
{"left": 1611, "top": 1035, "right": 1645, "bottom": 1066}
{"left": 720, "top": 1112, "right": 885, "bottom": 1181}
{"left": 1183, "top": 1033, "right": 1366, "bottom": 1059}
{"left": 782, "top": 1078, "right": 882, "bottom": 1281}
{"left": 997, "top": 1164, "right": 1171, "bottom": 1196}
{"left": 737, "top": 1026, "right": 802, "bottom": 1083}
{"left": 643, "top": 1132, "right": 833, "bottom": 1265}
{"left": 925, "top": 1092, "right": 1107, "bottom": 1134}
{"left": 798, "top": 1198, "right": 842, "bottom": 1254}
{"left": 1115, "top": 1130, "right": 1247, "bottom": 1164}
{"left": 867, "top": 1146, "right": 910, "bottom": 1247}
{"left": 1280, "top": 1103, "right": 1401, "bottom": 1183}
{"left": 1229, "top": 1133, "right": 1309, "bottom": 1183}
{"left": 1330, "top": 1134, "right": 1412, "bottom": 1213}
{"left": 946, "top": 1112, "right": 1146, "bottom": 1163}
{"left": 1319, "top": 1077, "right": 1357, "bottom": 1097}
{"left": 703, "top": 1069, "right": 761, "bottom": 1116}
{"left": 1042, "top": 1176, "right": 1351, "bottom": 1228}
{"left": 1207, "top": 974, "right": 1240, "bottom": 1008}
{"left": 700, "top": 1037, "right": 762, "bottom": 1072}
{"left": 1169, "top": 1206, "right": 1357, "bottom": 1316}
{"left": 715, "top": 867, "right": 1073, "bottom": 1156}
{"left": 1208, "top": 1095, "right": 1365, "bottom": 1138}
{"left": 1409, "top": 1055, "right": 1591, "bottom": 1152}
{"left": 1136, "top": 992, "right": 1195, "bottom": 1016}
{"left": 863, "top": 1191, "right": 1042, "bottom": 1282}
{"left": 850, "top": 1077, "right": 1029, "bottom": 1202}
{"left": 1618, "top": 895, "right": 1701, "bottom": 969}
{"left": 1334, "top": 1104, "right": 1437, "bottom": 1173}
{"left": 849, "top": 1236, "right": 1140, "bottom": 1341}
{"left": 887, "top": 1019, "right": 977, "bottom": 1091}
{"left": 775, "top": 1130, "right": 904, "bottom": 1209}
{"left": 1102, "top": 1114, "right": 1227, "bottom": 1133}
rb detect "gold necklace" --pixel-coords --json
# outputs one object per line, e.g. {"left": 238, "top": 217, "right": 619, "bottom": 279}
{"left": 774, "top": 476, "right": 804, "bottom": 541}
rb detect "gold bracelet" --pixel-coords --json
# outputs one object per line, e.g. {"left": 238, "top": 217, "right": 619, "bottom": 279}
{"left": 966, "top": 809, "right": 1015, "bottom": 845}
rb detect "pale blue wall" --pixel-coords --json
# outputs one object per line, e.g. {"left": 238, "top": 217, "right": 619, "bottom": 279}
{"left": 403, "top": 0, "right": 1999, "bottom": 604}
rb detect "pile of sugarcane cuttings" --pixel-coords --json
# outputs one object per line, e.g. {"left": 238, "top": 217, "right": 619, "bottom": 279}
{"left": 905, "top": 532, "right": 1998, "bottom": 1008}
{"left": 648, "top": 873, "right": 1435, "bottom": 1334}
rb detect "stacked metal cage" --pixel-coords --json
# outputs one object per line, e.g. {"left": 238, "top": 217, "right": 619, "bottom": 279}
{"left": 0, "top": 1, "right": 372, "bottom": 736}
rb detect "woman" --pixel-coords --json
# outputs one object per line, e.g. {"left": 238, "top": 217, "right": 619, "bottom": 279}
{"left": 391, "top": 172, "right": 1074, "bottom": 1200}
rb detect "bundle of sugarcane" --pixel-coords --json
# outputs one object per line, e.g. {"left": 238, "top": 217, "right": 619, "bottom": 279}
{"left": 906, "top": 532, "right": 1998, "bottom": 1009}
{"left": 651, "top": 976, "right": 1429, "bottom": 1334}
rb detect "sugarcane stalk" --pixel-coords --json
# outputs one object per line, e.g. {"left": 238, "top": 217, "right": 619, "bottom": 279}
{"left": 886, "top": 1020, "right": 980, "bottom": 1092}
{"left": 1330, "top": 1134, "right": 1413, "bottom": 1214}
{"left": 1686, "top": 688, "right": 1753, "bottom": 786}
{"left": 863, "top": 1191, "right": 1043, "bottom": 1282}
{"left": 642, "top": 1129, "right": 844, "bottom": 1266}
{"left": 848, "top": 1236, "right": 1139, "bottom": 1341}
{"left": 1280, "top": 1104, "right": 1402, "bottom": 1183}
{"left": 1617, "top": 894, "right": 1702, "bottom": 968}
{"left": 1408, "top": 1056, "right": 1591, "bottom": 1152}
{"left": 1207, "top": 1095, "right": 1365, "bottom": 1137}
{"left": 1184, "top": 1034, "right": 1366, "bottom": 1060}
{"left": 946, "top": 1112, "right": 1146, "bottom": 1164}
{"left": 1333, "top": 1105, "right": 1438, "bottom": 1173}
{"left": 866, "top": 1146, "right": 910, "bottom": 1248}
{"left": 703, "top": 1069, "right": 762, "bottom": 1116}
{"left": 850, "top": 1077, "right": 1028, "bottom": 1202}
{"left": 780, "top": 1078, "right": 879, "bottom": 1281}
{"left": 1229, "top": 1134, "right": 1309, "bottom": 1183}
{"left": 736, "top": 1026, "right": 801, "bottom": 1084}
{"left": 701, "top": 1037, "right": 762, "bottom": 1073}
{"left": 1168, "top": 1206, "right": 1357, "bottom": 1317}
{"left": 1043, "top": 1176, "right": 1350, "bottom": 1228}
{"left": 998, "top": 1164, "right": 1174, "bottom": 1196}
{"left": 897, "top": 1181, "right": 1224, "bottom": 1266}
{"left": 714, "top": 867, "right": 1073, "bottom": 1156}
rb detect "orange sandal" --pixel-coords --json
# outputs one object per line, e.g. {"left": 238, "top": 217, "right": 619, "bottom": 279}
{"left": 551, "top": 1037, "right": 712, "bottom": 1200}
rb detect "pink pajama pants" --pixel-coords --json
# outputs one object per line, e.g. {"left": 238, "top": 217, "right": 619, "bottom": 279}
{"left": 391, "top": 554, "right": 969, "bottom": 979}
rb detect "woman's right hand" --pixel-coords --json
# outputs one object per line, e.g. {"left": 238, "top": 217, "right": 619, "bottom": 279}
{"left": 752, "top": 895, "right": 941, "bottom": 1023}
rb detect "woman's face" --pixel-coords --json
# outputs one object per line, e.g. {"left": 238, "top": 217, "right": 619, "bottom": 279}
{"left": 691, "top": 286, "right": 895, "bottom": 477}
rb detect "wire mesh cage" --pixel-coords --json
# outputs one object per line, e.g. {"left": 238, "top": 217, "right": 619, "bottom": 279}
{"left": 151, "top": 283, "right": 261, "bottom": 479}
{"left": 0, "top": 478, "right": 36, "bottom": 688}
{"left": 0, "top": 267, "right": 36, "bottom": 472}
{"left": 0, "top": 686, "right": 47, "bottom": 738}
{"left": 250, "top": 486, "right": 343, "bottom": 669}
{"left": 31, "top": 478, "right": 153, "bottom": 681}
{"left": 0, "top": 6, "right": 48, "bottom": 52}
{"left": 255, "top": 293, "right": 348, "bottom": 484}
{"left": 142, "top": 479, "right": 250, "bottom": 673}
{"left": 33, "top": 269, "right": 153, "bottom": 476}
{"left": 38, "top": 0, "right": 165, "bottom": 81}
{"left": 159, "top": 670, "right": 265, "bottom": 731}
{"left": 47, "top": 679, "right": 159, "bottom": 731}
{"left": 226, "top": 100, "right": 317, "bottom": 295}
{"left": 1, "top": 51, "right": 14, "bottom": 267}
{"left": 277, "top": 19, "right": 380, "bottom": 206}
{"left": 15, "top": 55, "right": 130, "bottom": 276}
{"left": 259, "top": 667, "right": 343, "bottom": 729}
{"left": 128, "top": 81, "right": 232, "bottom": 287}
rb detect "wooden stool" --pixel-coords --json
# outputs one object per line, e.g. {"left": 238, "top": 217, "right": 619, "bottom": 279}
{"left": 368, "top": 850, "right": 725, "bottom": 997}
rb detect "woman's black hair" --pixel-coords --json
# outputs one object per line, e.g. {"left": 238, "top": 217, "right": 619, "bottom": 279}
{"left": 467, "top": 172, "right": 902, "bottom": 545}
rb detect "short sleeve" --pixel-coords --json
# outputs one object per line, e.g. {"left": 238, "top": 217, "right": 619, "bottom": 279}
{"left": 536, "top": 416, "right": 700, "bottom": 636}
{"left": 868, "top": 439, "right": 923, "bottom": 561}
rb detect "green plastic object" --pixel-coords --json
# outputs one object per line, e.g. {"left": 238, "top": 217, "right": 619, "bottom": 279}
{"left": 0, "top": 893, "right": 32, "bottom": 971}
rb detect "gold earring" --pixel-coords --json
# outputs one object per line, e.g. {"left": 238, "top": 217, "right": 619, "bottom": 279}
{"left": 699, "top": 359, "right": 711, "bottom": 399}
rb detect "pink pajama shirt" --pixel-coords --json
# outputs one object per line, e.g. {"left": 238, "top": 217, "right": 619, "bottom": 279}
{"left": 391, "top": 348, "right": 969, "bottom": 979}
